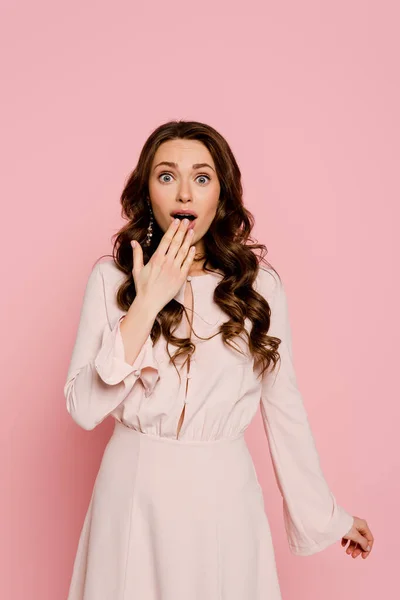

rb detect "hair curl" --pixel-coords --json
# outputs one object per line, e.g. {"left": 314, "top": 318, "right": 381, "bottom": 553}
{"left": 97, "top": 120, "right": 282, "bottom": 381}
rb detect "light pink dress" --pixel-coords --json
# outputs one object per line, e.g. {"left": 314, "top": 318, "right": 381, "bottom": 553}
{"left": 64, "top": 259, "right": 353, "bottom": 600}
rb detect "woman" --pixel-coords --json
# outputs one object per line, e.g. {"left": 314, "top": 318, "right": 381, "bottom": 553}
{"left": 64, "top": 120, "right": 373, "bottom": 599}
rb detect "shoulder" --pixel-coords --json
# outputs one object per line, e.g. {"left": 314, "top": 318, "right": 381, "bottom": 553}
{"left": 88, "top": 258, "right": 128, "bottom": 320}
{"left": 94, "top": 258, "right": 125, "bottom": 281}
{"left": 88, "top": 258, "right": 127, "bottom": 304}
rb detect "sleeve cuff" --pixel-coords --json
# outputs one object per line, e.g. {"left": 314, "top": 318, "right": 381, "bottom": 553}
{"left": 285, "top": 501, "right": 354, "bottom": 556}
{"left": 94, "top": 316, "right": 160, "bottom": 396}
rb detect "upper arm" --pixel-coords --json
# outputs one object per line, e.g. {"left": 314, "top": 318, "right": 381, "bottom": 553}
{"left": 64, "top": 261, "right": 108, "bottom": 383}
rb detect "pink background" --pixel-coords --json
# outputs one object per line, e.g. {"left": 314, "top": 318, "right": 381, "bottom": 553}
{"left": 1, "top": 0, "right": 397, "bottom": 598}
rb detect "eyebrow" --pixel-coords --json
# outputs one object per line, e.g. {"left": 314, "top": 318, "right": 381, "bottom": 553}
{"left": 153, "top": 161, "right": 215, "bottom": 172}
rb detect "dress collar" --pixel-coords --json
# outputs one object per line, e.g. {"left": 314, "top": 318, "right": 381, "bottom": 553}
{"left": 173, "top": 271, "right": 224, "bottom": 305}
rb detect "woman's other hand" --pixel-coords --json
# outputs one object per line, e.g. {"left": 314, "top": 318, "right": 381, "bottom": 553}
{"left": 341, "top": 516, "right": 374, "bottom": 559}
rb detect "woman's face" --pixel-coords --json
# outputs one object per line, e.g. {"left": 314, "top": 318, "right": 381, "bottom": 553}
{"left": 148, "top": 139, "right": 221, "bottom": 256}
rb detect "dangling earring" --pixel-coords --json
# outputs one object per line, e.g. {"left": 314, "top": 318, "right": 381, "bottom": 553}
{"left": 145, "top": 199, "right": 154, "bottom": 247}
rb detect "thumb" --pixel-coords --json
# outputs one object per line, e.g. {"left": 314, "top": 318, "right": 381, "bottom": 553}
{"left": 131, "top": 240, "right": 143, "bottom": 275}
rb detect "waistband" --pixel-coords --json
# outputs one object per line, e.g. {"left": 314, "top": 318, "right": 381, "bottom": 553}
{"left": 112, "top": 419, "right": 246, "bottom": 448}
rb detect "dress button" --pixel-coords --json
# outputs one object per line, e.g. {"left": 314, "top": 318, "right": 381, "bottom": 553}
{"left": 187, "top": 372, "right": 192, "bottom": 379}
{"left": 133, "top": 369, "right": 141, "bottom": 377}
{"left": 187, "top": 275, "right": 192, "bottom": 282}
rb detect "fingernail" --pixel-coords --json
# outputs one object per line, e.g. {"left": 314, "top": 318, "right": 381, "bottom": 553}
{"left": 131, "top": 240, "right": 136, "bottom": 248}
{"left": 366, "top": 545, "right": 371, "bottom": 551}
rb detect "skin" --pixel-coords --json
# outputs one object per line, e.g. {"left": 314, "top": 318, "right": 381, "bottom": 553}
{"left": 148, "top": 138, "right": 221, "bottom": 275}
{"left": 341, "top": 515, "right": 374, "bottom": 559}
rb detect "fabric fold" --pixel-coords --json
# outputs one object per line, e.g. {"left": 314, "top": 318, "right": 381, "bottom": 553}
{"left": 95, "top": 316, "right": 160, "bottom": 397}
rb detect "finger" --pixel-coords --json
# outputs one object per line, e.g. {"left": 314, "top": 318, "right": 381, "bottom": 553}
{"left": 154, "top": 218, "right": 189, "bottom": 265}
{"left": 168, "top": 219, "right": 190, "bottom": 261}
{"left": 175, "top": 227, "right": 195, "bottom": 268}
{"left": 131, "top": 240, "right": 143, "bottom": 276}
{"left": 346, "top": 541, "right": 357, "bottom": 555}
{"left": 363, "top": 525, "right": 374, "bottom": 549}
{"left": 153, "top": 218, "right": 181, "bottom": 262}
{"left": 361, "top": 545, "right": 372, "bottom": 559}
{"left": 181, "top": 244, "right": 196, "bottom": 273}
{"left": 352, "top": 533, "right": 371, "bottom": 554}
{"left": 164, "top": 218, "right": 191, "bottom": 262}
{"left": 350, "top": 543, "right": 363, "bottom": 559}
{"left": 361, "top": 527, "right": 374, "bottom": 558}
{"left": 357, "top": 520, "right": 374, "bottom": 543}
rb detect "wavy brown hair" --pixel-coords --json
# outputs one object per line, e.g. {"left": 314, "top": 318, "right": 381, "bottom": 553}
{"left": 97, "top": 120, "right": 282, "bottom": 381}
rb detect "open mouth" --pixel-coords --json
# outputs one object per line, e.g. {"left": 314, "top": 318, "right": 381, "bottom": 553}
{"left": 172, "top": 214, "right": 197, "bottom": 221}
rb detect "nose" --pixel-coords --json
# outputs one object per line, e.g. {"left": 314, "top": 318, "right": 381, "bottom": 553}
{"left": 177, "top": 179, "right": 193, "bottom": 202}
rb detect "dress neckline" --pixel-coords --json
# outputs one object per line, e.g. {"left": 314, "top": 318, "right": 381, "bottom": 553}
{"left": 187, "top": 271, "right": 224, "bottom": 281}
{"left": 174, "top": 270, "right": 223, "bottom": 305}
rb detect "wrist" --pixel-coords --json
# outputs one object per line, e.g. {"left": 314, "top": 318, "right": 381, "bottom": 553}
{"left": 130, "top": 295, "right": 160, "bottom": 321}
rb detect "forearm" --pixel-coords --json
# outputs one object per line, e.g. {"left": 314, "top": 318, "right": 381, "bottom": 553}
{"left": 63, "top": 263, "right": 162, "bottom": 431}
{"left": 119, "top": 295, "right": 159, "bottom": 365}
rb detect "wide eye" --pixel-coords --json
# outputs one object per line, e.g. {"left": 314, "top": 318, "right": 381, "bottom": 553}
{"left": 196, "top": 174, "right": 211, "bottom": 184}
{"left": 159, "top": 173, "right": 173, "bottom": 183}
{"left": 158, "top": 172, "right": 211, "bottom": 184}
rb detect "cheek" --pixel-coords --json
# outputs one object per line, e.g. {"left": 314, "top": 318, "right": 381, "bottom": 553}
{"left": 196, "top": 211, "right": 217, "bottom": 236}
{"left": 148, "top": 189, "right": 171, "bottom": 218}
{"left": 201, "top": 190, "right": 219, "bottom": 218}
{"left": 149, "top": 179, "right": 175, "bottom": 204}
{"left": 204, "top": 201, "right": 218, "bottom": 224}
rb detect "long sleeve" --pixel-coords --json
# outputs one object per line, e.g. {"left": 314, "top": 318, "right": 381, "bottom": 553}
{"left": 63, "top": 262, "right": 160, "bottom": 431}
{"left": 259, "top": 274, "right": 354, "bottom": 556}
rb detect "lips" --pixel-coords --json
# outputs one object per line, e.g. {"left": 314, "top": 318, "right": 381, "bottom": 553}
{"left": 170, "top": 210, "right": 198, "bottom": 219}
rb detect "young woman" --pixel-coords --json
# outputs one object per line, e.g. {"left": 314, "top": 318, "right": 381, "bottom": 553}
{"left": 64, "top": 120, "right": 373, "bottom": 599}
